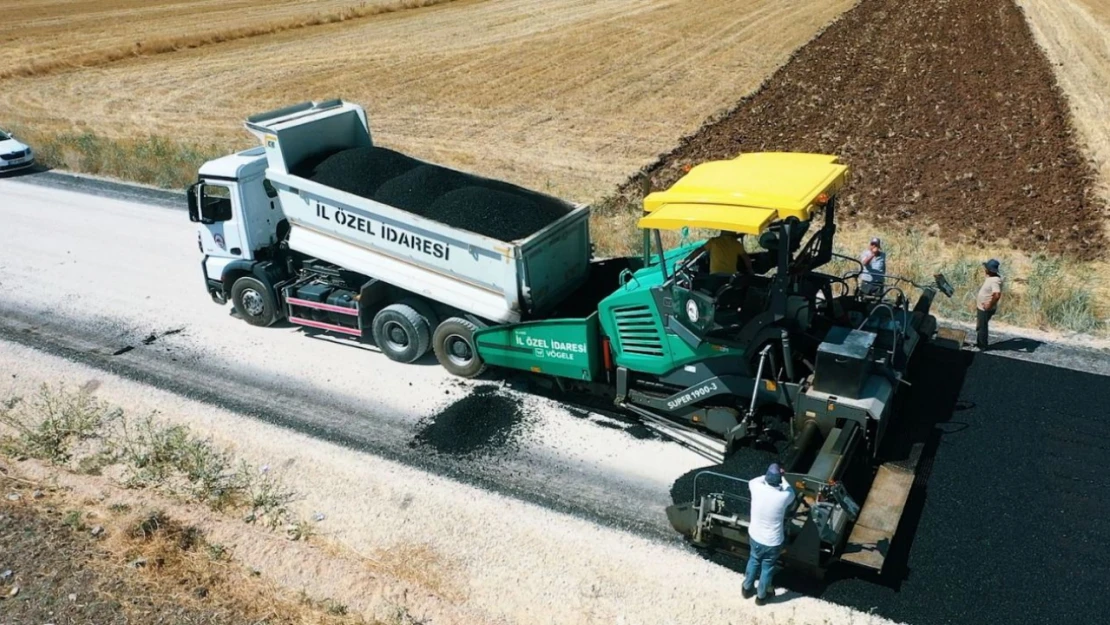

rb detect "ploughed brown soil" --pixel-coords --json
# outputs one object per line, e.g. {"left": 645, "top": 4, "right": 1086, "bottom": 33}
{"left": 620, "top": 0, "right": 1106, "bottom": 260}
{"left": 0, "top": 498, "right": 237, "bottom": 624}
{"left": 0, "top": 488, "right": 361, "bottom": 625}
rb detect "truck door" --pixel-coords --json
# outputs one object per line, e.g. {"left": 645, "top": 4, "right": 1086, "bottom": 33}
{"left": 190, "top": 180, "right": 249, "bottom": 260}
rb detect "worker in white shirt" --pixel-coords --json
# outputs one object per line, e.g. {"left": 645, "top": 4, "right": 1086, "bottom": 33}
{"left": 741, "top": 463, "right": 796, "bottom": 605}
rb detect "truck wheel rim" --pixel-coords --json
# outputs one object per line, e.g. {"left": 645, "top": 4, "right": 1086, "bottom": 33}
{"left": 241, "top": 289, "right": 265, "bottom": 317}
{"left": 445, "top": 334, "right": 474, "bottom": 367}
{"left": 384, "top": 321, "right": 410, "bottom": 350}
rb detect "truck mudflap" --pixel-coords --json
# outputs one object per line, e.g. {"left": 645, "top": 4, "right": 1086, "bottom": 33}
{"left": 840, "top": 443, "right": 922, "bottom": 571}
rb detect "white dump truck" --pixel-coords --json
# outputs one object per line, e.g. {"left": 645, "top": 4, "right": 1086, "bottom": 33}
{"left": 190, "top": 100, "right": 591, "bottom": 372}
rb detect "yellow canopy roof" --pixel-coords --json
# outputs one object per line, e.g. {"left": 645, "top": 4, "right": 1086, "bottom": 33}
{"left": 639, "top": 153, "right": 848, "bottom": 235}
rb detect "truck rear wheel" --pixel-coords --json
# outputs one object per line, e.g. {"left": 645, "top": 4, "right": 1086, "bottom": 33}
{"left": 433, "top": 317, "right": 486, "bottom": 378}
{"left": 231, "top": 276, "right": 278, "bottom": 327}
{"left": 400, "top": 297, "right": 439, "bottom": 331}
{"left": 372, "top": 304, "right": 431, "bottom": 363}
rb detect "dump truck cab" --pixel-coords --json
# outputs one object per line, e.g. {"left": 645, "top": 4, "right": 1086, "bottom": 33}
{"left": 188, "top": 148, "right": 286, "bottom": 305}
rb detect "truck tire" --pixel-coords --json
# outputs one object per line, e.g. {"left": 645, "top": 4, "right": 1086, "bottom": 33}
{"left": 433, "top": 317, "right": 487, "bottom": 378}
{"left": 231, "top": 277, "right": 278, "bottom": 327}
{"left": 399, "top": 297, "right": 439, "bottom": 332}
{"left": 372, "top": 304, "right": 431, "bottom": 363}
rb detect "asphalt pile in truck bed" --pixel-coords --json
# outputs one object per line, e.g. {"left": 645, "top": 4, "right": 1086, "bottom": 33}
{"left": 298, "top": 146, "right": 570, "bottom": 241}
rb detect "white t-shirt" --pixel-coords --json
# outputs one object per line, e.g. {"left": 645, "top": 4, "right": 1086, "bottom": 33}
{"left": 748, "top": 476, "right": 795, "bottom": 547}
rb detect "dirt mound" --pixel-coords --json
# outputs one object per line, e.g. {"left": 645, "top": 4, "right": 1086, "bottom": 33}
{"left": 624, "top": 0, "right": 1106, "bottom": 260}
{"left": 302, "top": 146, "right": 570, "bottom": 241}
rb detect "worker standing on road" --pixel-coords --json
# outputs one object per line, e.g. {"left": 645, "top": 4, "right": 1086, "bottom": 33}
{"left": 706, "top": 231, "right": 753, "bottom": 276}
{"left": 975, "top": 259, "right": 1004, "bottom": 350}
{"left": 858, "top": 237, "right": 886, "bottom": 296}
{"left": 742, "top": 463, "right": 795, "bottom": 606}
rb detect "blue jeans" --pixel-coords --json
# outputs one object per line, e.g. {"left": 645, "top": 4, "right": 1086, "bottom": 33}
{"left": 743, "top": 539, "right": 782, "bottom": 599}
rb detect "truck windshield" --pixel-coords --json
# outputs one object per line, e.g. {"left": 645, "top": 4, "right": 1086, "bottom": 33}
{"left": 0, "top": 130, "right": 10, "bottom": 141}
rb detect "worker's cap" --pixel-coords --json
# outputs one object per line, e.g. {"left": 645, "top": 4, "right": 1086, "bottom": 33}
{"left": 765, "top": 463, "right": 784, "bottom": 487}
{"left": 870, "top": 237, "right": 881, "bottom": 247}
{"left": 983, "top": 259, "right": 1001, "bottom": 273}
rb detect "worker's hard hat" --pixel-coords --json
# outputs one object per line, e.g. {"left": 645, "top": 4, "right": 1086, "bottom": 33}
{"left": 765, "top": 463, "right": 784, "bottom": 487}
{"left": 983, "top": 259, "right": 1001, "bottom": 273}
{"left": 870, "top": 237, "right": 881, "bottom": 247}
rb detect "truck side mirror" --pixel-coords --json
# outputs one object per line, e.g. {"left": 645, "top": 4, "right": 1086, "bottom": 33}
{"left": 187, "top": 183, "right": 200, "bottom": 222}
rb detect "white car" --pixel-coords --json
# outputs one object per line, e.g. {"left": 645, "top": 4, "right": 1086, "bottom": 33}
{"left": 0, "top": 128, "right": 35, "bottom": 173}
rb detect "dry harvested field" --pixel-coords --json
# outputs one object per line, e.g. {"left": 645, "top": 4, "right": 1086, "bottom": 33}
{"left": 0, "top": 0, "right": 856, "bottom": 200}
{"left": 0, "top": 0, "right": 460, "bottom": 79}
{"left": 1018, "top": 0, "right": 1110, "bottom": 205}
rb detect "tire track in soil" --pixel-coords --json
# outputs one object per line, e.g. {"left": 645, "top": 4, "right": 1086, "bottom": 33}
{"left": 620, "top": 0, "right": 1107, "bottom": 260}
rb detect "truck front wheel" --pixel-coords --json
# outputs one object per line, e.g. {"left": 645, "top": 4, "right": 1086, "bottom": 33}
{"left": 433, "top": 317, "right": 486, "bottom": 378}
{"left": 231, "top": 277, "right": 278, "bottom": 327}
{"left": 372, "top": 304, "right": 431, "bottom": 363}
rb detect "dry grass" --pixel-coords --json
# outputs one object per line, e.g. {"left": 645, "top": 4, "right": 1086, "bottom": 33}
{"left": 1018, "top": 0, "right": 1110, "bottom": 233}
{"left": 0, "top": 478, "right": 376, "bottom": 625}
{"left": 102, "top": 509, "right": 370, "bottom": 625}
{"left": 1, "top": 384, "right": 300, "bottom": 527}
{"left": 7, "top": 124, "right": 228, "bottom": 189}
{"left": 0, "top": 0, "right": 856, "bottom": 201}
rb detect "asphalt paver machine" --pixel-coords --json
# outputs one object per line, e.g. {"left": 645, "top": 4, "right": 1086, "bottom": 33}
{"left": 626, "top": 154, "right": 954, "bottom": 577}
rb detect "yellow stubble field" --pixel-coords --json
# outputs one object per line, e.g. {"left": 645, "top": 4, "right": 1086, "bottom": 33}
{"left": 1019, "top": 0, "right": 1110, "bottom": 206}
{"left": 0, "top": 0, "right": 856, "bottom": 201}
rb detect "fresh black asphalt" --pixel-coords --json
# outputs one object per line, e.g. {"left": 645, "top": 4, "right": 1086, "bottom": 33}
{"left": 820, "top": 346, "right": 1110, "bottom": 625}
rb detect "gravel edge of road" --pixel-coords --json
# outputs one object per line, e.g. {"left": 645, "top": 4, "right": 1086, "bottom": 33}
{"left": 5, "top": 168, "right": 184, "bottom": 210}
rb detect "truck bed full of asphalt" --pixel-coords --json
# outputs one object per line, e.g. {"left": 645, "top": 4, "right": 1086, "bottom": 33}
{"left": 298, "top": 146, "right": 571, "bottom": 241}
